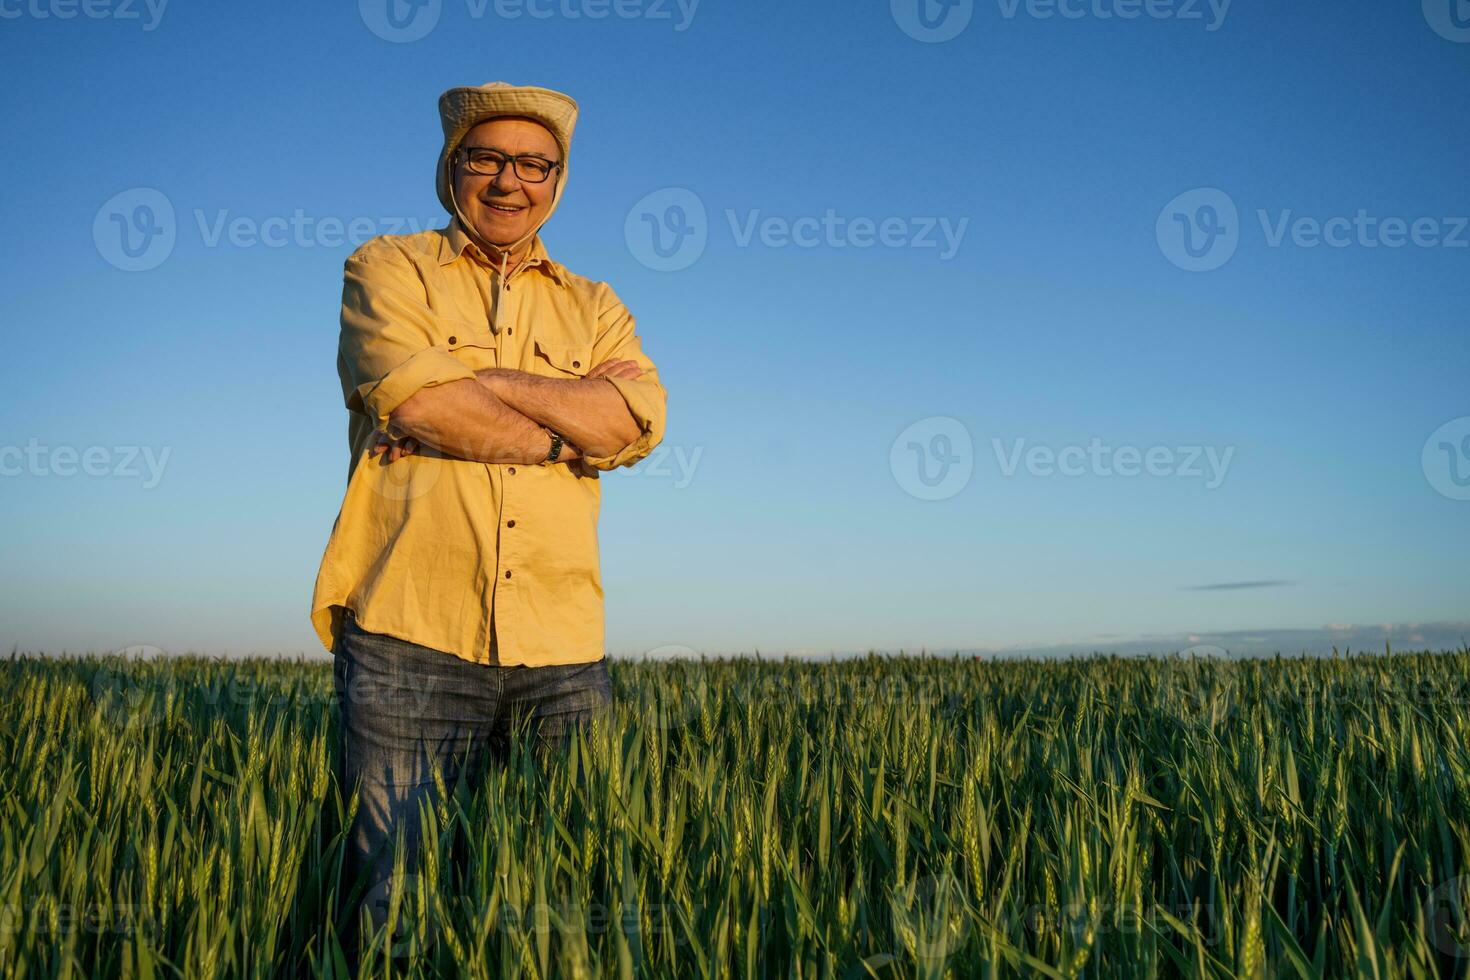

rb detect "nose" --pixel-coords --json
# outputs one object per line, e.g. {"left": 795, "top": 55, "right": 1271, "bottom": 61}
{"left": 490, "top": 166, "right": 523, "bottom": 193}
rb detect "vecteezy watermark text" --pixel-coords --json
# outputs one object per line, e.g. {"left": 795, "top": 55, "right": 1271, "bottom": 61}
{"left": 612, "top": 444, "right": 703, "bottom": 488}
{"left": 359, "top": 0, "right": 698, "bottom": 42}
{"left": 995, "top": 0, "right": 1229, "bottom": 30}
{"left": 993, "top": 437, "right": 1234, "bottom": 488}
{"left": 1257, "top": 210, "right": 1470, "bottom": 250}
{"left": 192, "top": 210, "right": 439, "bottom": 250}
{"left": 0, "top": 440, "right": 171, "bottom": 489}
{"left": 625, "top": 188, "right": 969, "bottom": 271}
{"left": 890, "top": 0, "right": 1229, "bottom": 42}
{"left": 726, "top": 210, "right": 968, "bottom": 260}
{"left": 0, "top": 0, "right": 167, "bottom": 30}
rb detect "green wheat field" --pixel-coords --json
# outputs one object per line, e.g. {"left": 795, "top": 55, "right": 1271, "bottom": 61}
{"left": 3, "top": 648, "right": 1470, "bottom": 978}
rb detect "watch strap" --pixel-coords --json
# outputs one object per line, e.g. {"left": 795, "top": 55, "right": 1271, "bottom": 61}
{"left": 542, "top": 427, "right": 564, "bottom": 464}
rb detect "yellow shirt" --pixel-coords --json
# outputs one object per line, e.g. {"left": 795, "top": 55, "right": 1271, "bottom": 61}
{"left": 310, "top": 219, "right": 667, "bottom": 666}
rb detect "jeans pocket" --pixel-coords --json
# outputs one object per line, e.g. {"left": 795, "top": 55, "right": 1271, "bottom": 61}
{"left": 504, "top": 659, "right": 612, "bottom": 743}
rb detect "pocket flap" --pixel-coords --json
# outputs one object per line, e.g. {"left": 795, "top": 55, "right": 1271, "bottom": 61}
{"left": 445, "top": 325, "right": 496, "bottom": 352}
{"left": 534, "top": 339, "right": 593, "bottom": 375}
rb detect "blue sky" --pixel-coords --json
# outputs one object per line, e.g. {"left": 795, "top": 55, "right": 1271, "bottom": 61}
{"left": 0, "top": 0, "right": 1466, "bottom": 658}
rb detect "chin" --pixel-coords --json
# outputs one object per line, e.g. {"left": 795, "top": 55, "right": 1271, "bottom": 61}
{"left": 472, "top": 218, "right": 530, "bottom": 247}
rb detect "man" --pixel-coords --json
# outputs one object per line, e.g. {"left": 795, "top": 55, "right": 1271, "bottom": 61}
{"left": 309, "top": 81, "right": 667, "bottom": 940}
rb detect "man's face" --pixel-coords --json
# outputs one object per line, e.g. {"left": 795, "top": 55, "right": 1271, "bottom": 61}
{"left": 453, "top": 117, "right": 561, "bottom": 249}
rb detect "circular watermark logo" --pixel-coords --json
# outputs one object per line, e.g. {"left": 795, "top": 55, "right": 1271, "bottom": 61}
{"left": 633, "top": 645, "right": 710, "bottom": 730}
{"left": 890, "top": 416, "right": 973, "bottom": 500}
{"left": 625, "top": 188, "right": 707, "bottom": 272}
{"left": 359, "top": 0, "right": 442, "bottom": 41}
{"left": 91, "top": 645, "right": 169, "bottom": 731}
{"left": 1423, "top": 0, "right": 1470, "bottom": 43}
{"left": 1424, "top": 875, "right": 1470, "bottom": 957}
{"left": 361, "top": 872, "right": 439, "bottom": 955}
{"left": 1422, "top": 416, "right": 1470, "bottom": 501}
{"left": 369, "top": 444, "right": 445, "bottom": 502}
{"left": 1156, "top": 187, "right": 1239, "bottom": 272}
{"left": 93, "top": 188, "right": 176, "bottom": 272}
{"left": 891, "top": 0, "right": 974, "bottom": 42}
{"left": 890, "top": 871, "right": 971, "bottom": 970}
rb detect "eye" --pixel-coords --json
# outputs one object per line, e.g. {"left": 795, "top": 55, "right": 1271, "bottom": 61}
{"left": 464, "top": 149, "right": 506, "bottom": 172}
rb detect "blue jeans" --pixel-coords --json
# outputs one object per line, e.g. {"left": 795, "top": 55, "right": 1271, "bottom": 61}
{"left": 331, "top": 609, "right": 612, "bottom": 941}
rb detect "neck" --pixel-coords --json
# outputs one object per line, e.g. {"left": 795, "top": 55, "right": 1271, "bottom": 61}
{"left": 475, "top": 231, "right": 533, "bottom": 273}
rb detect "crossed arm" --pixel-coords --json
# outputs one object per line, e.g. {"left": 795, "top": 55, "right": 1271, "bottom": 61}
{"left": 341, "top": 244, "right": 663, "bottom": 470}
{"left": 374, "top": 357, "right": 646, "bottom": 465}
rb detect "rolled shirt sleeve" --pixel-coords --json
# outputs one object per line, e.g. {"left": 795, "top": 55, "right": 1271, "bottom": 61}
{"left": 580, "top": 282, "right": 668, "bottom": 471}
{"left": 337, "top": 242, "right": 478, "bottom": 428}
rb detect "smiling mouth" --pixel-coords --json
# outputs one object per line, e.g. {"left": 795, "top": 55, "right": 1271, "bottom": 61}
{"left": 485, "top": 203, "right": 526, "bottom": 214}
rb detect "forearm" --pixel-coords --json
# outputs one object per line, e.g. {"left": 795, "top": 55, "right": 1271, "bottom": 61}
{"left": 388, "top": 377, "right": 581, "bottom": 465}
{"left": 475, "top": 368, "right": 640, "bottom": 459}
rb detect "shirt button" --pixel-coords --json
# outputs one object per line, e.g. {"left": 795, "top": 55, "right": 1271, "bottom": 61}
{"left": 506, "top": 327, "right": 513, "bottom": 335}
{"left": 506, "top": 519, "right": 516, "bottom": 528}
{"left": 572, "top": 360, "right": 580, "bottom": 368}
{"left": 507, "top": 466, "right": 516, "bottom": 474}
{"left": 504, "top": 570, "right": 513, "bottom": 579}
{"left": 448, "top": 335, "right": 457, "bottom": 344}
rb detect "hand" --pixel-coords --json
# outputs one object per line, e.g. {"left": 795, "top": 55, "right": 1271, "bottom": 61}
{"left": 371, "top": 431, "right": 419, "bottom": 463}
{"left": 586, "top": 357, "right": 645, "bottom": 380}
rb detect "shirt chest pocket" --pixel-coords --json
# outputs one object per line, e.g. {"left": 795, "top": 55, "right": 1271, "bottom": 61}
{"left": 532, "top": 339, "right": 594, "bottom": 379}
{"left": 445, "top": 328, "right": 498, "bottom": 373}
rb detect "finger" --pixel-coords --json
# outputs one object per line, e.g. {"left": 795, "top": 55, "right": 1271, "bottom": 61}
{"left": 403, "top": 438, "right": 418, "bottom": 455}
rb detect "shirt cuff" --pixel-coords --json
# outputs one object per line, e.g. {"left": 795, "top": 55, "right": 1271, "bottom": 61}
{"left": 357, "top": 345, "right": 478, "bottom": 428}
{"left": 580, "top": 376, "right": 666, "bottom": 470}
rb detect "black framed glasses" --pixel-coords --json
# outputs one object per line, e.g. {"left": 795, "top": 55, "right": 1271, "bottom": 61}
{"left": 456, "top": 146, "right": 561, "bottom": 183}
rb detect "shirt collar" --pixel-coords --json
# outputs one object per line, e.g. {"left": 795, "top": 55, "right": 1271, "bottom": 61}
{"left": 438, "top": 217, "right": 567, "bottom": 286}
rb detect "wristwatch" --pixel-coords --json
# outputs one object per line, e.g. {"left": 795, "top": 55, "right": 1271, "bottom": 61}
{"left": 541, "top": 426, "right": 564, "bottom": 464}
